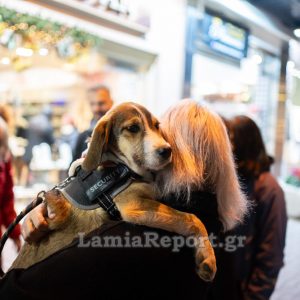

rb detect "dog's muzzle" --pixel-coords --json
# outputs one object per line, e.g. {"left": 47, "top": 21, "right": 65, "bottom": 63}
{"left": 156, "top": 146, "right": 172, "bottom": 160}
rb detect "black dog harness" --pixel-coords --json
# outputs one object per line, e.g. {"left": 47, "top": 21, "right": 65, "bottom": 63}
{"left": 55, "top": 163, "right": 142, "bottom": 220}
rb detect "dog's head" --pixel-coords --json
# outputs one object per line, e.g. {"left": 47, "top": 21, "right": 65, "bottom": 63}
{"left": 82, "top": 102, "right": 172, "bottom": 175}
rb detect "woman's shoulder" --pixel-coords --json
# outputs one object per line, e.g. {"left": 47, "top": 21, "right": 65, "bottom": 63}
{"left": 255, "top": 172, "right": 282, "bottom": 191}
{"left": 254, "top": 172, "right": 284, "bottom": 204}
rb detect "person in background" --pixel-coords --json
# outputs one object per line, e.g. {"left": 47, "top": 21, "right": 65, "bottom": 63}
{"left": 23, "top": 106, "right": 55, "bottom": 166}
{"left": 21, "top": 106, "right": 55, "bottom": 186}
{"left": 0, "top": 117, "right": 21, "bottom": 268}
{"left": 72, "top": 85, "right": 113, "bottom": 161}
{"left": 209, "top": 115, "right": 287, "bottom": 300}
{"left": 59, "top": 114, "right": 78, "bottom": 155}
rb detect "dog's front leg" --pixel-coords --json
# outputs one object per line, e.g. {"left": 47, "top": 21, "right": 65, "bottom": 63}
{"left": 116, "top": 197, "right": 216, "bottom": 282}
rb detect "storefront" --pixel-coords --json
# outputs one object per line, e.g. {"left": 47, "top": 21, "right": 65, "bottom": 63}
{"left": 184, "top": 0, "right": 300, "bottom": 217}
{"left": 279, "top": 39, "right": 300, "bottom": 216}
{"left": 184, "top": 0, "right": 290, "bottom": 158}
{"left": 0, "top": 0, "right": 187, "bottom": 199}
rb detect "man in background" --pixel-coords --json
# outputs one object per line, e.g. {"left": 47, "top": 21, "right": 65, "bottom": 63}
{"left": 72, "top": 85, "right": 113, "bottom": 161}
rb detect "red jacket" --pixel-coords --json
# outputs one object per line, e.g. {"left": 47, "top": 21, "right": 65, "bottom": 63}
{"left": 0, "top": 157, "right": 21, "bottom": 240}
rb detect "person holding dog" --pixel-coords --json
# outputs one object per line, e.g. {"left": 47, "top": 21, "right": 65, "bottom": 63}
{"left": 1, "top": 100, "right": 247, "bottom": 299}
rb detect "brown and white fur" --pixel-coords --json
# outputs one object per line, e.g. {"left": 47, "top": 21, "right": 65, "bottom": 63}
{"left": 11, "top": 102, "right": 216, "bottom": 281}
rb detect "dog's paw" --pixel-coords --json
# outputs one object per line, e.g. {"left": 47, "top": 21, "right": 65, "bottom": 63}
{"left": 196, "top": 255, "right": 217, "bottom": 282}
{"left": 44, "top": 189, "right": 72, "bottom": 230}
{"left": 194, "top": 238, "right": 217, "bottom": 282}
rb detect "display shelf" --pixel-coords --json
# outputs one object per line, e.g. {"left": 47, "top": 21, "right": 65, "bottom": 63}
{"left": 14, "top": 184, "right": 50, "bottom": 203}
{"left": 9, "top": 99, "right": 68, "bottom": 137}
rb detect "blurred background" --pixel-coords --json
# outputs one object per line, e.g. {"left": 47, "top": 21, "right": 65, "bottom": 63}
{"left": 0, "top": 0, "right": 299, "bottom": 297}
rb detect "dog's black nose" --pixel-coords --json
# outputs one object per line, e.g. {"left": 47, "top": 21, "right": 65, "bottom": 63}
{"left": 156, "top": 147, "right": 172, "bottom": 159}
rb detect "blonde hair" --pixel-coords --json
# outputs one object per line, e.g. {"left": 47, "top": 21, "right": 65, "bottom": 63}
{"left": 157, "top": 99, "right": 248, "bottom": 231}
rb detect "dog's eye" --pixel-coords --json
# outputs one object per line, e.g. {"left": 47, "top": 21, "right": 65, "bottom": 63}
{"left": 154, "top": 122, "right": 160, "bottom": 130}
{"left": 127, "top": 124, "right": 140, "bottom": 133}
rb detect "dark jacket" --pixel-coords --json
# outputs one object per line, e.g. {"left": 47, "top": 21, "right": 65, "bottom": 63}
{"left": 161, "top": 190, "right": 222, "bottom": 236}
{"left": 0, "top": 191, "right": 221, "bottom": 300}
{"left": 209, "top": 172, "right": 287, "bottom": 300}
{"left": 243, "top": 172, "right": 287, "bottom": 300}
{"left": 72, "top": 118, "right": 101, "bottom": 162}
{"left": 72, "top": 129, "right": 92, "bottom": 162}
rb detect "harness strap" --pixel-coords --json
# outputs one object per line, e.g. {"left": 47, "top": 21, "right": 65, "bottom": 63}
{"left": 95, "top": 165, "right": 145, "bottom": 220}
{"left": 57, "top": 163, "right": 146, "bottom": 219}
{"left": 97, "top": 193, "right": 122, "bottom": 221}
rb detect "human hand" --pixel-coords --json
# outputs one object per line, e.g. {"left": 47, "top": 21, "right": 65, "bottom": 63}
{"left": 68, "top": 158, "right": 85, "bottom": 176}
{"left": 21, "top": 202, "right": 55, "bottom": 243}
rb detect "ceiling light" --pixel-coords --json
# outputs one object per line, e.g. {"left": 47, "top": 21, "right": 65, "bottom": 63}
{"left": 1, "top": 57, "right": 10, "bottom": 65}
{"left": 39, "top": 48, "right": 49, "bottom": 56}
{"left": 294, "top": 28, "right": 300, "bottom": 38}
{"left": 252, "top": 54, "right": 262, "bottom": 65}
{"left": 16, "top": 47, "right": 33, "bottom": 57}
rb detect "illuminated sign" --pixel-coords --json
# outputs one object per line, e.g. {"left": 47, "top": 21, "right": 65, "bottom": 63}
{"left": 201, "top": 12, "right": 249, "bottom": 60}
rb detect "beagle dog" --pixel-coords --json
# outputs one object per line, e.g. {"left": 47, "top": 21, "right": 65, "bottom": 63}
{"left": 11, "top": 102, "right": 216, "bottom": 281}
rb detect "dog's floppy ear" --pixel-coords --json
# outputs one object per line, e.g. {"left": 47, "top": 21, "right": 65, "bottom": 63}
{"left": 82, "top": 117, "right": 112, "bottom": 171}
